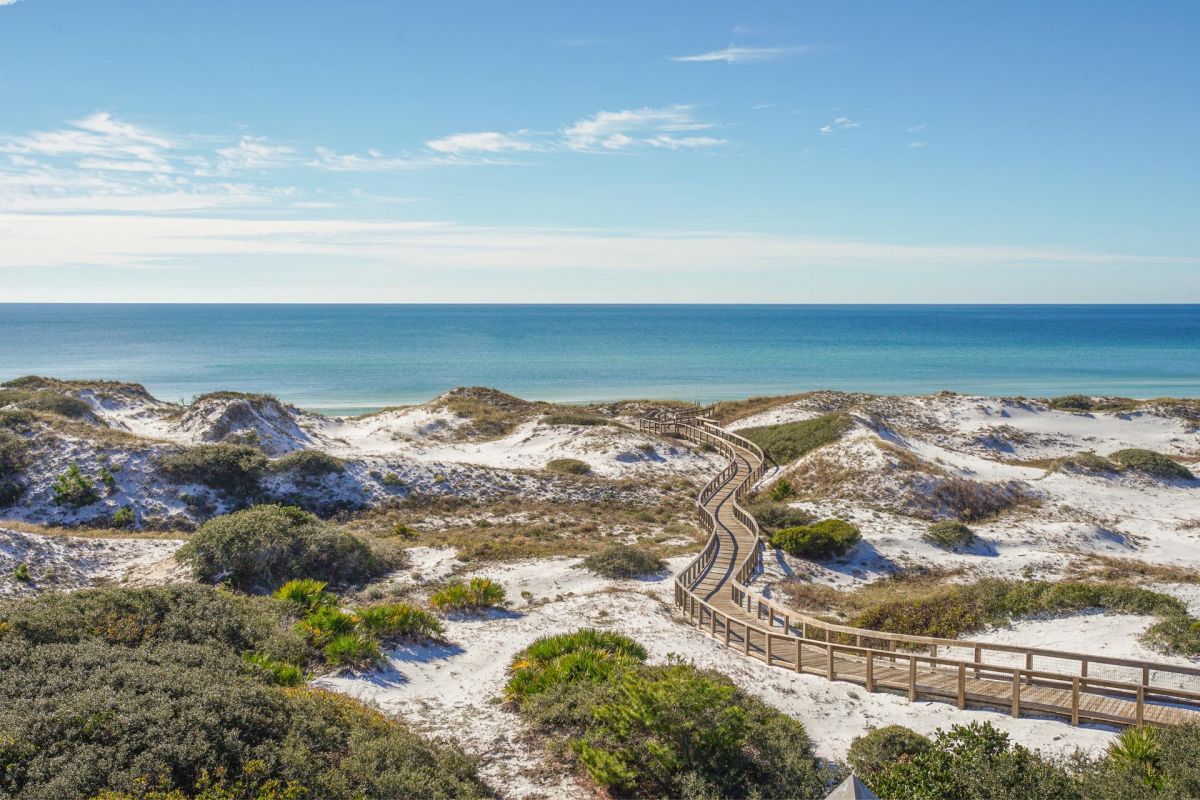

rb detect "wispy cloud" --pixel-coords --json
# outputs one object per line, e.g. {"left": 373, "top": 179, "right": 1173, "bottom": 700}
{"left": 562, "top": 105, "right": 724, "bottom": 152}
{"left": 819, "top": 116, "right": 860, "bottom": 134}
{"left": 670, "top": 44, "right": 807, "bottom": 64}
{"left": 425, "top": 131, "right": 540, "bottom": 155}
{"left": 0, "top": 1, "right": 24, "bottom": 7}
{"left": 213, "top": 136, "right": 298, "bottom": 173}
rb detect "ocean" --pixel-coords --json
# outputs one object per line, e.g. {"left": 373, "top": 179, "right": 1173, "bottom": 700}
{"left": 1, "top": 304, "right": 1197, "bottom": 414}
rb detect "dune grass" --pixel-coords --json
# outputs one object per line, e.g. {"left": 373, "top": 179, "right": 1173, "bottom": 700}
{"left": 738, "top": 412, "right": 854, "bottom": 465}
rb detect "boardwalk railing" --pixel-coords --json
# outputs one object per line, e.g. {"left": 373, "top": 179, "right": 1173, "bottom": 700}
{"left": 640, "top": 407, "right": 1200, "bottom": 729}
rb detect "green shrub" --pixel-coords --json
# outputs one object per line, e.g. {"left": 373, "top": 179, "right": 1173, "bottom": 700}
{"left": 571, "top": 662, "right": 828, "bottom": 799}
{"left": 506, "top": 629, "right": 648, "bottom": 707}
{"left": 297, "top": 605, "right": 357, "bottom": 645}
{"left": 381, "top": 472, "right": 406, "bottom": 488}
{"left": 21, "top": 390, "right": 91, "bottom": 418}
{"left": 99, "top": 466, "right": 117, "bottom": 493}
{"left": 866, "top": 722, "right": 1078, "bottom": 800}
{"left": 0, "top": 586, "right": 490, "bottom": 799}
{"left": 767, "top": 478, "right": 795, "bottom": 501}
{"left": 739, "top": 412, "right": 854, "bottom": 464}
{"left": 158, "top": 443, "right": 268, "bottom": 495}
{"left": 243, "top": 650, "right": 307, "bottom": 686}
{"left": 924, "top": 520, "right": 975, "bottom": 550}
{"left": 848, "top": 725, "right": 933, "bottom": 778}
{"left": 13, "top": 562, "right": 31, "bottom": 582}
{"left": 1110, "top": 448, "right": 1194, "bottom": 480}
{"left": 1047, "top": 394, "right": 1095, "bottom": 412}
{"left": 429, "top": 577, "right": 506, "bottom": 612}
{"left": 542, "top": 412, "right": 612, "bottom": 427}
{"left": 353, "top": 603, "right": 444, "bottom": 641}
{"left": 274, "top": 578, "right": 339, "bottom": 612}
{"left": 546, "top": 458, "right": 592, "bottom": 475}
{"left": 1077, "top": 723, "right": 1200, "bottom": 798}
{"left": 849, "top": 578, "right": 1191, "bottom": 645}
{"left": 389, "top": 522, "right": 417, "bottom": 538}
{"left": 0, "top": 480, "right": 22, "bottom": 507}
{"left": 772, "top": 519, "right": 861, "bottom": 559}
{"left": 271, "top": 449, "right": 346, "bottom": 478}
{"left": 111, "top": 506, "right": 135, "bottom": 528}
{"left": 52, "top": 463, "right": 98, "bottom": 507}
{"left": 1051, "top": 451, "right": 1118, "bottom": 474}
{"left": 744, "top": 500, "right": 814, "bottom": 533}
{"left": 176, "top": 505, "right": 391, "bottom": 592}
{"left": 323, "top": 631, "right": 383, "bottom": 668}
{"left": 0, "top": 430, "right": 29, "bottom": 478}
{"left": 581, "top": 544, "right": 665, "bottom": 579}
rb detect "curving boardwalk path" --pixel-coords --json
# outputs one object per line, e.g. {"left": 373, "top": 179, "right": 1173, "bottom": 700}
{"left": 640, "top": 408, "right": 1200, "bottom": 729}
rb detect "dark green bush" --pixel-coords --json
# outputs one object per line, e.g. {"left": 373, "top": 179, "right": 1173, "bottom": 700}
{"left": 1047, "top": 395, "right": 1095, "bottom": 412}
{"left": 271, "top": 449, "right": 346, "bottom": 478}
{"left": 324, "top": 631, "right": 383, "bottom": 668}
{"left": 1075, "top": 723, "right": 1200, "bottom": 799}
{"left": 581, "top": 544, "right": 665, "bottom": 579}
{"left": 772, "top": 519, "right": 861, "bottom": 559}
{"left": 111, "top": 506, "right": 135, "bottom": 528}
{"left": 767, "top": 478, "right": 795, "bottom": 501}
{"left": 744, "top": 500, "right": 814, "bottom": 533}
{"left": 175, "top": 505, "right": 391, "bottom": 592}
{"left": 924, "top": 520, "right": 975, "bottom": 550}
{"left": 1052, "top": 451, "right": 1118, "bottom": 474}
{"left": 0, "top": 430, "right": 29, "bottom": 478}
{"left": 353, "top": 602, "right": 444, "bottom": 641}
{"left": 1110, "top": 449, "right": 1194, "bottom": 480}
{"left": 158, "top": 443, "right": 268, "bottom": 495}
{"left": 848, "top": 725, "right": 932, "bottom": 778}
{"left": 0, "top": 480, "right": 23, "bottom": 507}
{"left": 739, "top": 412, "right": 854, "bottom": 464}
{"left": 51, "top": 463, "right": 98, "bottom": 507}
{"left": 546, "top": 457, "right": 592, "bottom": 475}
{"left": 572, "top": 662, "right": 829, "bottom": 799}
{"left": 866, "top": 722, "right": 1079, "bottom": 800}
{"left": 0, "top": 642, "right": 488, "bottom": 800}
{"left": 20, "top": 390, "right": 91, "bottom": 419}
{"left": 12, "top": 562, "right": 30, "bottom": 582}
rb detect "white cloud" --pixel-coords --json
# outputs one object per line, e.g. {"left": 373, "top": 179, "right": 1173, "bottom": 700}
{"left": 0, "top": 1, "right": 23, "bottom": 6}
{"left": 909, "top": 141, "right": 927, "bottom": 149}
{"left": 1, "top": 112, "right": 174, "bottom": 173}
{"left": 670, "top": 45, "right": 807, "bottom": 64}
{"left": 908, "top": 124, "right": 927, "bottom": 133}
{"left": 214, "top": 136, "right": 298, "bottom": 173}
{"left": 562, "top": 105, "right": 724, "bottom": 152}
{"left": 819, "top": 116, "right": 860, "bottom": 134}
{"left": 425, "top": 131, "right": 538, "bottom": 155}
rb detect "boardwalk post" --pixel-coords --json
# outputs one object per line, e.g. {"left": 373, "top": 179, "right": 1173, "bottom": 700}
{"left": 908, "top": 657, "right": 917, "bottom": 701}
{"left": 1012, "top": 670, "right": 1021, "bottom": 717}
{"left": 1142, "top": 666, "right": 1150, "bottom": 688}
{"left": 1071, "top": 678, "right": 1080, "bottom": 726}
{"left": 766, "top": 634, "right": 773, "bottom": 665}
{"left": 974, "top": 645, "right": 981, "bottom": 678}
{"left": 796, "top": 638, "right": 803, "bottom": 672}
{"left": 784, "top": 613, "right": 790, "bottom": 633}
{"left": 742, "top": 624, "right": 749, "bottom": 655}
{"left": 957, "top": 663, "right": 966, "bottom": 709}
{"left": 890, "top": 639, "right": 898, "bottom": 664}
{"left": 709, "top": 608, "right": 716, "bottom": 636}
{"left": 827, "top": 645, "right": 835, "bottom": 681}
{"left": 1025, "top": 652, "right": 1033, "bottom": 684}
{"left": 866, "top": 651, "right": 875, "bottom": 692}
{"left": 1080, "top": 658, "right": 1088, "bottom": 678}
{"left": 1137, "top": 686, "right": 1145, "bottom": 726}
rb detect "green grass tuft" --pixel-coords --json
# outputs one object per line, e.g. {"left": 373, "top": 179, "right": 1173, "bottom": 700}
{"left": 738, "top": 412, "right": 854, "bottom": 464}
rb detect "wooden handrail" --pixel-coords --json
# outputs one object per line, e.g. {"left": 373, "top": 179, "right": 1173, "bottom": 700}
{"left": 640, "top": 406, "right": 1200, "bottom": 728}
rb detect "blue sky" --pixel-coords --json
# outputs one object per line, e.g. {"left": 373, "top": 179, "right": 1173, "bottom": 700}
{"left": 1, "top": 0, "right": 1197, "bottom": 301}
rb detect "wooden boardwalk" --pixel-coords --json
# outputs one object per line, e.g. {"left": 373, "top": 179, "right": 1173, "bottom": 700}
{"left": 640, "top": 408, "right": 1200, "bottom": 729}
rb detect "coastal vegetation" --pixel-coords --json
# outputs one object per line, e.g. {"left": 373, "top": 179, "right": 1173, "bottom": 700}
{"left": 159, "top": 443, "right": 268, "bottom": 495}
{"left": 581, "top": 543, "right": 665, "bottom": 578}
{"left": 270, "top": 448, "right": 346, "bottom": 478}
{"left": 738, "top": 412, "right": 854, "bottom": 464}
{"left": 771, "top": 519, "right": 861, "bottom": 559}
{"left": 51, "top": 463, "right": 98, "bottom": 507}
{"left": 176, "top": 505, "right": 394, "bottom": 592}
{"left": 1110, "top": 448, "right": 1194, "bottom": 480}
{"left": 743, "top": 499, "right": 814, "bottom": 533}
{"left": 506, "top": 629, "right": 831, "bottom": 798}
{"left": 849, "top": 721, "right": 1200, "bottom": 799}
{"left": 924, "top": 519, "right": 976, "bottom": 550}
{"left": 0, "top": 585, "right": 490, "bottom": 799}
{"left": 546, "top": 457, "right": 592, "bottom": 475}
{"left": 429, "top": 577, "right": 506, "bottom": 612}
{"left": 783, "top": 574, "right": 1200, "bottom": 656}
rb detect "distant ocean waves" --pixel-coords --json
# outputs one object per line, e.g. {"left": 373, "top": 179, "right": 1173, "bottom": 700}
{"left": 2, "top": 304, "right": 1198, "bottom": 412}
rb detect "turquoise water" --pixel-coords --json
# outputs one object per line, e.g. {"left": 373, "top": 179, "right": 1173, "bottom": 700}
{"left": 1, "top": 305, "right": 1197, "bottom": 413}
